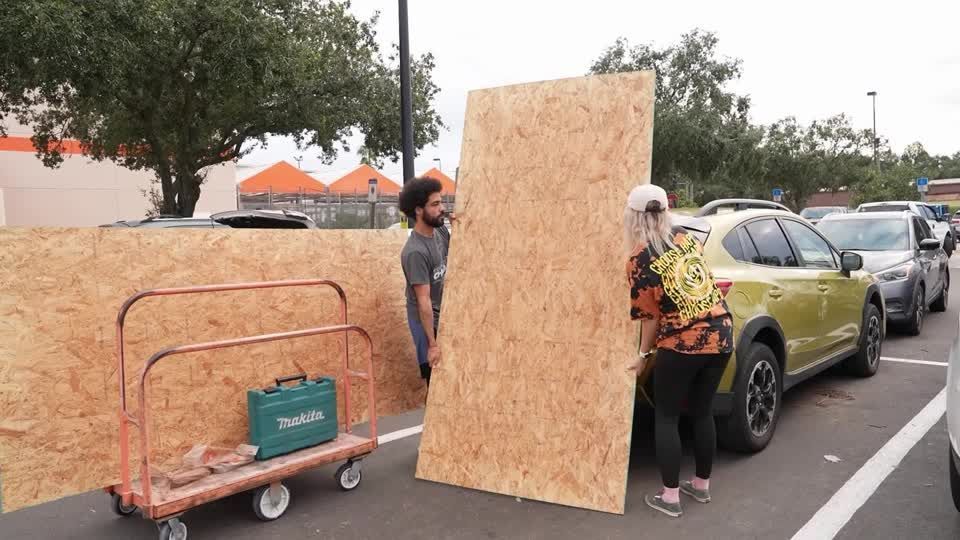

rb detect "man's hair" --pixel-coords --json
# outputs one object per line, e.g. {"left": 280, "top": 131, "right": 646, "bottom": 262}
{"left": 398, "top": 176, "right": 443, "bottom": 220}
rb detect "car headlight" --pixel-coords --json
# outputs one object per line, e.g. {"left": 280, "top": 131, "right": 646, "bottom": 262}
{"left": 876, "top": 262, "right": 913, "bottom": 282}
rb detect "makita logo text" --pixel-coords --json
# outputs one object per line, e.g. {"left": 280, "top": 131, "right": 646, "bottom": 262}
{"left": 276, "top": 410, "right": 326, "bottom": 430}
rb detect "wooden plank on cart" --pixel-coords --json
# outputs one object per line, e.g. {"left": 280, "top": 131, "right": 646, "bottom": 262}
{"left": 131, "top": 433, "right": 375, "bottom": 518}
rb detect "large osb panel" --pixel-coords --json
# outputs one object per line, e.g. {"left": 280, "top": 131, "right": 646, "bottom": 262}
{"left": 0, "top": 227, "right": 423, "bottom": 513}
{"left": 415, "top": 72, "right": 654, "bottom": 514}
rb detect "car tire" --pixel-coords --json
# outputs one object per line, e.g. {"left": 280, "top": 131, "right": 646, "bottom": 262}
{"left": 951, "top": 444, "right": 960, "bottom": 512}
{"left": 932, "top": 273, "right": 949, "bottom": 313}
{"left": 904, "top": 286, "right": 925, "bottom": 336}
{"left": 844, "top": 303, "right": 883, "bottom": 377}
{"left": 718, "top": 343, "right": 782, "bottom": 453}
{"left": 947, "top": 236, "right": 956, "bottom": 258}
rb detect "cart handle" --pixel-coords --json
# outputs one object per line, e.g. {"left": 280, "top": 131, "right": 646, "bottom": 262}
{"left": 114, "top": 279, "right": 353, "bottom": 505}
{"left": 116, "top": 279, "right": 349, "bottom": 412}
{"left": 135, "top": 324, "right": 376, "bottom": 507}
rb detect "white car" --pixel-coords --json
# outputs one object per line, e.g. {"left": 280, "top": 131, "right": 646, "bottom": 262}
{"left": 858, "top": 201, "right": 956, "bottom": 257}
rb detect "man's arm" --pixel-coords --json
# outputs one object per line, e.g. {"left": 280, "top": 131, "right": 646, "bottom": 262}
{"left": 413, "top": 284, "right": 441, "bottom": 366}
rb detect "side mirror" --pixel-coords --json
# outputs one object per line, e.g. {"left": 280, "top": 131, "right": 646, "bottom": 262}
{"left": 920, "top": 238, "right": 942, "bottom": 251}
{"left": 841, "top": 252, "right": 863, "bottom": 274}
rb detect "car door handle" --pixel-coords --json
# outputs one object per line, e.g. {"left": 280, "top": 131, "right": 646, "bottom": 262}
{"left": 818, "top": 285, "right": 830, "bottom": 292}
{"left": 768, "top": 289, "right": 784, "bottom": 298}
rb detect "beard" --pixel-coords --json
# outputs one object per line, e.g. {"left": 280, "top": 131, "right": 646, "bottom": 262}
{"left": 424, "top": 212, "right": 445, "bottom": 228}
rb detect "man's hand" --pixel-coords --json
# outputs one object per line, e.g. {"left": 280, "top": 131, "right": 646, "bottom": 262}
{"left": 428, "top": 344, "right": 442, "bottom": 367}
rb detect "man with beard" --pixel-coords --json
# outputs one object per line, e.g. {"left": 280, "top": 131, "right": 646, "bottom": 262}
{"left": 399, "top": 176, "right": 452, "bottom": 385}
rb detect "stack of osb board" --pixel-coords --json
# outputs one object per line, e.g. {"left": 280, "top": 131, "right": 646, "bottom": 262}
{"left": 415, "top": 72, "right": 655, "bottom": 514}
{"left": 0, "top": 228, "right": 423, "bottom": 513}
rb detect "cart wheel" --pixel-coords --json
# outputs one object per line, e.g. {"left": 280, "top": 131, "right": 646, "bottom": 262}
{"left": 158, "top": 518, "right": 187, "bottom": 540}
{"left": 110, "top": 493, "right": 137, "bottom": 517}
{"left": 336, "top": 461, "right": 362, "bottom": 491}
{"left": 252, "top": 484, "right": 291, "bottom": 521}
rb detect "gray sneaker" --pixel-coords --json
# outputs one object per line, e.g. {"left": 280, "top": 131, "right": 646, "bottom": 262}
{"left": 645, "top": 492, "right": 683, "bottom": 517}
{"left": 679, "top": 480, "right": 711, "bottom": 503}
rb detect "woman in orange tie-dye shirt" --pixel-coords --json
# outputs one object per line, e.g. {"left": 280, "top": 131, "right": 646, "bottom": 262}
{"left": 624, "top": 184, "right": 733, "bottom": 518}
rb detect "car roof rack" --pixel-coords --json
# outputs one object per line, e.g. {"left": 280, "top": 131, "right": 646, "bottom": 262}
{"left": 695, "top": 199, "right": 792, "bottom": 217}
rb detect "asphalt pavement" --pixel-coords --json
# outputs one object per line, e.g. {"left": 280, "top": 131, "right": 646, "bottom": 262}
{"left": 2, "top": 268, "right": 958, "bottom": 539}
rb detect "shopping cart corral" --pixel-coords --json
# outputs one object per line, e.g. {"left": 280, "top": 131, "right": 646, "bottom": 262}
{"left": 104, "top": 280, "right": 378, "bottom": 540}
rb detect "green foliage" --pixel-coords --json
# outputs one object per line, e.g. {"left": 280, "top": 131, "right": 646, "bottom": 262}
{"left": 591, "top": 30, "right": 957, "bottom": 210}
{"left": 0, "top": 0, "right": 444, "bottom": 216}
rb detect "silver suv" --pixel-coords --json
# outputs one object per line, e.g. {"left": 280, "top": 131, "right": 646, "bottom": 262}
{"left": 818, "top": 211, "right": 949, "bottom": 335}
{"left": 857, "top": 201, "right": 956, "bottom": 257}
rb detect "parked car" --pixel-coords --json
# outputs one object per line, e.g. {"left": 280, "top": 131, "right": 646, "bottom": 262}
{"left": 800, "top": 206, "right": 848, "bottom": 225}
{"left": 948, "top": 314, "right": 960, "bottom": 512}
{"left": 857, "top": 201, "right": 956, "bottom": 257}
{"left": 637, "top": 206, "right": 884, "bottom": 453}
{"left": 818, "top": 211, "right": 949, "bottom": 335}
{"left": 695, "top": 198, "right": 792, "bottom": 217}
{"left": 952, "top": 210, "right": 960, "bottom": 227}
{"left": 101, "top": 209, "right": 318, "bottom": 229}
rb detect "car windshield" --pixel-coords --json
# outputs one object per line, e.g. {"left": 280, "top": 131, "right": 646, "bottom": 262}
{"left": 818, "top": 219, "right": 910, "bottom": 251}
{"left": 860, "top": 204, "right": 909, "bottom": 213}
{"left": 800, "top": 207, "right": 840, "bottom": 219}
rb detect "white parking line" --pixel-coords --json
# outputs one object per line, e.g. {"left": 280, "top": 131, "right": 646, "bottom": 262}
{"left": 882, "top": 356, "right": 949, "bottom": 367}
{"left": 377, "top": 424, "right": 424, "bottom": 445}
{"left": 790, "top": 387, "right": 947, "bottom": 540}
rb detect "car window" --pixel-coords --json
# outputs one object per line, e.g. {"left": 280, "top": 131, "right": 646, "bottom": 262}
{"left": 721, "top": 230, "right": 745, "bottom": 261}
{"left": 919, "top": 205, "right": 937, "bottom": 220}
{"left": 744, "top": 219, "right": 799, "bottom": 267}
{"left": 738, "top": 228, "right": 760, "bottom": 263}
{"left": 860, "top": 204, "right": 909, "bottom": 213}
{"left": 782, "top": 220, "right": 837, "bottom": 269}
{"left": 912, "top": 218, "right": 927, "bottom": 245}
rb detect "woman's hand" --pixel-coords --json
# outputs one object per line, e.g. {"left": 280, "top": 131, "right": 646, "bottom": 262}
{"left": 627, "top": 351, "right": 650, "bottom": 373}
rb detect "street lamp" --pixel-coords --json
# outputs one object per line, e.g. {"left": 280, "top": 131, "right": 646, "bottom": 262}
{"left": 867, "top": 91, "right": 879, "bottom": 170}
{"left": 433, "top": 157, "right": 441, "bottom": 172}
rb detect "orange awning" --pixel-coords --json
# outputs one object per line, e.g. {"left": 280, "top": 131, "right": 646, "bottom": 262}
{"left": 239, "top": 161, "right": 327, "bottom": 194}
{"left": 327, "top": 164, "right": 401, "bottom": 195}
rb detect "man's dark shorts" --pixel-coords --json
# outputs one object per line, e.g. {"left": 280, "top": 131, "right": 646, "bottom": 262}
{"left": 407, "top": 313, "right": 435, "bottom": 384}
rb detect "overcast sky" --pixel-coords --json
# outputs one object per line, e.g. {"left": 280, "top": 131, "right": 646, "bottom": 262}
{"left": 238, "top": 0, "right": 960, "bottom": 183}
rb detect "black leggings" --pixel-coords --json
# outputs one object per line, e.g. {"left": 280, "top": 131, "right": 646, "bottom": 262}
{"left": 653, "top": 349, "right": 731, "bottom": 488}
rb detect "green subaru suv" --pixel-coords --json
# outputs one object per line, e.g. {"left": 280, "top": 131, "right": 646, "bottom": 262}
{"left": 638, "top": 205, "right": 885, "bottom": 453}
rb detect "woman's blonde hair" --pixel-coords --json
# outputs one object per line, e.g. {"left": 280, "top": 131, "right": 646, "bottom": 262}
{"left": 623, "top": 202, "right": 676, "bottom": 256}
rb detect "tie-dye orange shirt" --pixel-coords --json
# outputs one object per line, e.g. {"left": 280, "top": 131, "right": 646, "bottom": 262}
{"left": 626, "top": 230, "right": 734, "bottom": 354}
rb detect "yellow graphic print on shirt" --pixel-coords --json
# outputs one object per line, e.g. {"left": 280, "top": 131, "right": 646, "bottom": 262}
{"left": 649, "top": 234, "right": 723, "bottom": 321}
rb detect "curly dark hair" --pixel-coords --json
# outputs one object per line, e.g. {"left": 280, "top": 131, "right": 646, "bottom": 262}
{"left": 398, "top": 176, "right": 443, "bottom": 220}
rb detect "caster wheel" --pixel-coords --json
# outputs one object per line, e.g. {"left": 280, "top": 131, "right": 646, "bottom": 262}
{"left": 158, "top": 518, "right": 187, "bottom": 540}
{"left": 111, "top": 493, "right": 137, "bottom": 517}
{"left": 336, "top": 461, "right": 362, "bottom": 491}
{"left": 252, "top": 484, "right": 291, "bottom": 521}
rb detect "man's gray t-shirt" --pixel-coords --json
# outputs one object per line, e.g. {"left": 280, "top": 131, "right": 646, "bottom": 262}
{"left": 401, "top": 226, "right": 450, "bottom": 328}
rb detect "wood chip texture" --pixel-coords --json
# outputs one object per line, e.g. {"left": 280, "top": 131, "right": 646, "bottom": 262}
{"left": 415, "top": 72, "right": 655, "bottom": 514}
{"left": 0, "top": 228, "right": 424, "bottom": 512}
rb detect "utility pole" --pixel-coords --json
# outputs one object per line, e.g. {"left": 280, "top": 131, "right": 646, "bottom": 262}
{"left": 399, "top": 0, "right": 415, "bottom": 184}
{"left": 867, "top": 91, "right": 879, "bottom": 171}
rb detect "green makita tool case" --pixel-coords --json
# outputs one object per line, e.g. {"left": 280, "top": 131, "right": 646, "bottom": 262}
{"left": 247, "top": 374, "right": 338, "bottom": 460}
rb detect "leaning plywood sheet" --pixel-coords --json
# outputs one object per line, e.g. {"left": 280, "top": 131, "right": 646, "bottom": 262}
{"left": 415, "top": 72, "right": 654, "bottom": 514}
{"left": 0, "top": 228, "right": 423, "bottom": 513}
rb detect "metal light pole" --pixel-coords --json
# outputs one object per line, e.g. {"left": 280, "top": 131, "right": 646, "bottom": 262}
{"left": 433, "top": 157, "right": 441, "bottom": 172}
{"left": 867, "top": 91, "right": 879, "bottom": 170}
{"left": 399, "top": 0, "right": 415, "bottom": 184}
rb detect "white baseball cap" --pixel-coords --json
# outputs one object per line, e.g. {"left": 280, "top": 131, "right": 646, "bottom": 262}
{"left": 627, "top": 184, "right": 669, "bottom": 212}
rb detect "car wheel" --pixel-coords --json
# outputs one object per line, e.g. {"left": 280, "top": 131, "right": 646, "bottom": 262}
{"left": 718, "top": 343, "right": 782, "bottom": 453}
{"left": 845, "top": 303, "right": 882, "bottom": 377}
{"left": 948, "top": 236, "right": 956, "bottom": 258}
{"left": 951, "top": 444, "right": 960, "bottom": 512}
{"left": 932, "top": 273, "right": 949, "bottom": 313}
{"left": 904, "top": 286, "right": 925, "bottom": 336}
